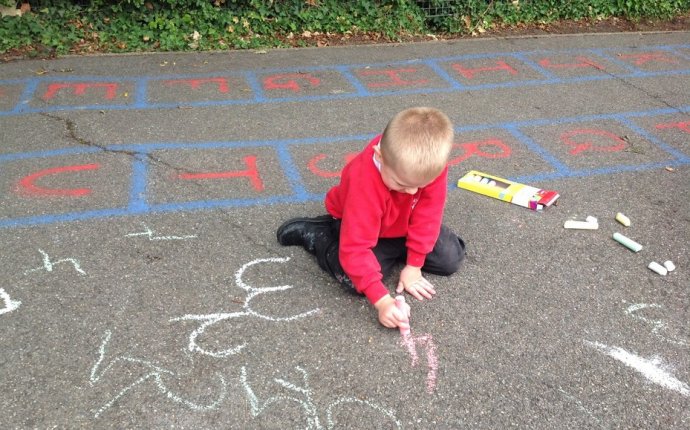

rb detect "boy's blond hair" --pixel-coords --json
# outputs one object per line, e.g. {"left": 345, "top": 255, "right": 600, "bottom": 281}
{"left": 379, "top": 107, "right": 454, "bottom": 182}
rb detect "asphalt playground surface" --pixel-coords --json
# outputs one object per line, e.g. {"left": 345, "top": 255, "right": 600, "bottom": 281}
{"left": 1, "top": 31, "right": 689, "bottom": 429}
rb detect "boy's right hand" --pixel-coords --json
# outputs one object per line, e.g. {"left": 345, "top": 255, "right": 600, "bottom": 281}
{"left": 374, "top": 294, "right": 410, "bottom": 330}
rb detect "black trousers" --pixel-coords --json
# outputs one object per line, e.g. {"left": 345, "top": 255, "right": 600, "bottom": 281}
{"left": 312, "top": 219, "right": 466, "bottom": 293}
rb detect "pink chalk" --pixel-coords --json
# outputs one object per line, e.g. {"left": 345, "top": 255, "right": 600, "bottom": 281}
{"left": 398, "top": 333, "right": 439, "bottom": 394}
{"left": 394, "top": 295, "right": 411, "bottom": 335}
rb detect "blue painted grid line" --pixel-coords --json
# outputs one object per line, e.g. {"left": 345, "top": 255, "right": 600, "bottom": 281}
{"left": 0, "top": 208, "right": 133, "bottom": 229}
{"left": 616, "top": 116, "right": 690, "bottom": 162}
{"left": 4, "top": 68, "right": 688, "bottom": 117}
{"left": 514, "top": 159, "right": 688, "bottom": 184}
{"left": 589, "top": 48, "right": 645, "bottom": 75}
{"left": 333, "top": 65, "right": 370, "bottom": 95}
{"left": 133, "top": 78, "right": 150, "bottom": 109}
{"left": 273, "top": 144, "right": 309, "bottom": 199}
{"left": 12, "top": 79, "right": 39, "bottom": 114}
{"left": 2, "top": 105, "right": 688, "bottom": 229}
{"left": 509, "top": 53, "right": 559, "bottom": 80}
{"left": 244, "top": 71, "right": 266, "bottom": 102}
{"left": 150, "top": 193, "right": 323, "bottom": 214}
{"left": 422, "top": 59, "right": 465, "bottom": 90}
{"left": 1, "top": 107, "right": 686, "bottom": 161}
{"left": 669, "top": 46, "right": 690, "bottom": 62}
{"left": 128, "top": 153, "right": 150, "bottom": 213}
{"left": 108, "top": 133, "right": 378, "bottom": 155}
{"left": 458, "top": 105, "right": 690, "bottom": 131}
{"left": 2, "top": 43, "right": 688, "bottom": 87}
{"left": 2, "top": 44, "right": 690, "bottom": 117}
{"left": 0, "top": 146, "right": 103, "bottom": 163}
{"left": 2, "top": 107, "right": 686, "bottom": 163}
{"left": 503, "top": 125, "right": 570, "bottom": 173}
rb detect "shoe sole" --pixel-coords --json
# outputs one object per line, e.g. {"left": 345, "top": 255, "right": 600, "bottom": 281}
{"left": 276, "top": 215, "right": 334, "bottom": 245}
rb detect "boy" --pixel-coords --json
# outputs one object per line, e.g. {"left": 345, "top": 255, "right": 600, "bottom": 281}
{"left": 277, "top": 107, "right": 465, "bottom": 330}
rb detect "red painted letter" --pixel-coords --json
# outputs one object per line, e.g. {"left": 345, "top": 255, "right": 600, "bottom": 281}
{"left": 538, "top": 56, "right": 604, "bottom": 70}
{"left": 452, "top": 61, "right": 518, "bottom": 79}
{"left": 656, "top": 121, "right": 690, "bottom": 134}
{"left": 43, "top": 83, "right": 119, "bottom": 100}
{"left": 358, "top": 68, "right": 428, "bottom": 87}
{"left": 178, "top": 155, "right": 264, "bottom": 191}
{"left": 263, "top": 73, "right": 320, "bottom": 92}
{"left": 16, "top": 163, "right": 101, "bottom": 197}
{"left": 448, "top": 139, "right": 512, "bottom": 166}
{"left": 619, "top": 52, "right": 679, "bottom": 66}
{"left": 307, "top": 153, "right": 357, "bottom": 178}
{"left": 164, "top": 77, "right": 230, "bottom": 93}
{"left": 560, "top": 129, "right": 627, "bottom": 155}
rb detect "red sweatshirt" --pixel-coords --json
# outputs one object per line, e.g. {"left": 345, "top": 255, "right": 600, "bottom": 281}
{"left": 325, "top": 135, "right": 448, "bottom": 305}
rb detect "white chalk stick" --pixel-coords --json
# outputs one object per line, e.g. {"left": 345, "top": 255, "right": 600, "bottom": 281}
{"left": 663, "top": 261, "right": 676, "bottom": 272}
{"left": 648, "top": 262, "right": 668, "bottom": 276}
{"left": 564, "top": 220, "right": 599, "bottom": 230}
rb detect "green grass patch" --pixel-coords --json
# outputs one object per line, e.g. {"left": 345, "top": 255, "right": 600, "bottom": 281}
{"left": 1, "top": 0, "right": 689, "bottom": 56}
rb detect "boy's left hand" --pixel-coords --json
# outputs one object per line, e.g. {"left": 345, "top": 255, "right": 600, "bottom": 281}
{"left": 396, "top": 264, "right": 436, "bottom": 300}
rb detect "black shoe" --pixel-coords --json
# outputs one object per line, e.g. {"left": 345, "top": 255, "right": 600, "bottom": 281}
{"left": 276, "top": 215, "right": 334, "bottom": 253}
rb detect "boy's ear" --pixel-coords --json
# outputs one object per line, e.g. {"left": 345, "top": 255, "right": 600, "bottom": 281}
{"left": 373, "top": 144, "right": 382, "bottom": 162}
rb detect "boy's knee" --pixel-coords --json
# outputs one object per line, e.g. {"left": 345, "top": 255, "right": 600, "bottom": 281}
{"left": 434, "top": 235, "right": 466, "bottom": 276}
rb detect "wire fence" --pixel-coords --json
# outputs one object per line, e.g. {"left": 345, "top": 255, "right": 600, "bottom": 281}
{"left": 416, "top": 0, "right": 461, "bottom": 18}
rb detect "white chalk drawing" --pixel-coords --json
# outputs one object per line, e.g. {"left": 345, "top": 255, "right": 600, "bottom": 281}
{"left": 585, "top": 340, "right": 690, "bottom": 397}
{"left": 126, "top": 223, "right": 198, "bottom": 241}
{"left": 0, "top": 288, "right": 21, "bottom": 315}
{"left": 24, "top": 249, "right": 86, "bottom": 276}
{"left": 241, "top": 365, "right": 402, "bottom": 429}
{"left": 90, "top": 329, "right": 228, "bottom": 419}
{"left": 171, "top": 257, "right": 320, "bottom": 358}
{"left": 399, "top": 333, "right": 439, "bottom": 394}
{"left": 624, "top": 303, "right": 688, "bottom": 347}
{"left": 558, "top": 387, "right": 608, "bottom": 429}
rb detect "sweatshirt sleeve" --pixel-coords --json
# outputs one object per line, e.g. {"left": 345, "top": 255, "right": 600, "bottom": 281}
{"left": 405, "top": 167, "right": 448, "bottom": 267}
{"left": 338, "top": 175, "right": 390, "bottom": 305}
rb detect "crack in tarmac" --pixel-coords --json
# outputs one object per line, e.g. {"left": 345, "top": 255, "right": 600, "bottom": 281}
{"left": 37, "top": 111, "right": 276, "bottom": 254}
{"left": 598, "top": 67, "right": 688, "bottom": 115}
{"left": 40, "top": 112, "right": 177, "bottom": 170}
